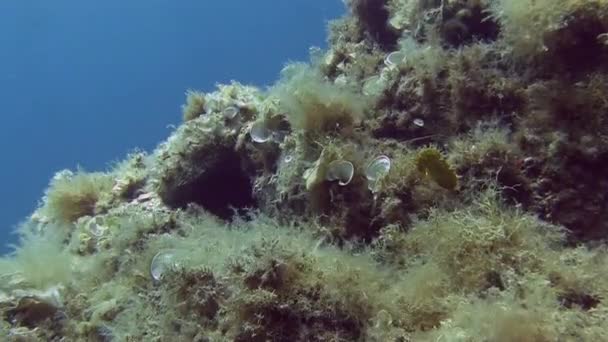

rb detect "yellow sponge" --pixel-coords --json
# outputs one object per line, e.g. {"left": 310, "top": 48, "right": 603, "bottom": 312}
{"left": 416, "top": 147, "right": 458, "bottom": 190}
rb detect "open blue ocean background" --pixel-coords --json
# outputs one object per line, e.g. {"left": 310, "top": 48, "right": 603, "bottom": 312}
{"left": 0, "top": 1, "right": 345, "bottom": 254}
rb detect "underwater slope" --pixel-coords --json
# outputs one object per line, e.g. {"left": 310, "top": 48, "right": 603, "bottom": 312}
{"left": 2, "top": 0, "right": 608, "bottom": 340}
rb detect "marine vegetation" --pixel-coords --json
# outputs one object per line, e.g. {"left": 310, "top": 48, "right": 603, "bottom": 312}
{"left": 3, "top": 0, "right": 608, "bottom": 340}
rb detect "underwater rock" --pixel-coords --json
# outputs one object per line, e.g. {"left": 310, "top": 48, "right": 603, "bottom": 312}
{"left": 5, "top": 0, "right": 608, "bottom": 340}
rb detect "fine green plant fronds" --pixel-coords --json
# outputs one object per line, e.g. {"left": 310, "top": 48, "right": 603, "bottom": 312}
{"left": 0, "top": 223, "right": 72, "bottom": 290}
{"left": 44, "top": 170, "right": 114, "bottom": 224}
{"left": 400, "top": 188, "right": 565, "bottom": 290}
{"left": 386, "top": 261, "right": 452, "bottom": 331}
{"left": 181, "top": 89, "right": 206, "bottom": 121}
{"left": 425, "top": 273, "right": 566, "bottom": 342}
{"left": 488, "top": 0, "right": 577, "bottom": 59}
{"left": 543, "top": 246, "right": 608, "bottom": 309}
{"left": 374, "top": 148, "right": 418, "bottom": 195}
{"left": 448, "top": 122, "right": 514, "bottom": 167}
{"left": 270, "top": 63, "right": 368, "bottom": 135}
{"left": 108, "top": 151, "right": 149, "bottom": 200}
{"left": 398, "top": 37, "right": 448, "bottom": 79}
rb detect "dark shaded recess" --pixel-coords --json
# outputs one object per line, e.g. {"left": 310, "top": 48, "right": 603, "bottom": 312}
{"left": 343, "top": 201, "right": 375, "bottom": 241}
{"left": 548, "top": 269, "right": 601, "bottom": 310}
{"left": 161, "top": 149, "right": 255, "bottom": 220}
{"left": 5, "top": 297, "right": 63, "bottom": 330}
{"left": 559, "top": 291, "right": 601, "bottom": 311}
{"left": 321, "top": 177, "right": 378, "bottom": 243}
{"left": 186, "top": 152, "right": 255, "bottom": 219}
{"left": 234, "top": 303, "right": 363, "bottom": 342}
{"left": 91, "top": 325, "right": 115, "bottom": 342}
{"left": 120, "top": 177, "right": 146, "bottom": 201}
{"left": 352, "top": 0, "right": 400, "bottom": 49}
{"left": 536, "top": 151, "right": 608, "bottom": 243}
{"left": 495, "top": 158, "right": 532, "bottom": 208}
{"left": 341, "top": 183, "right": 376, "bottom": 242}
{"left": 540, "top": 6, "right": 608, "bottom": 76}
{"left": 441, "top": 4, "right": 500, "bottom": 47}
{"left": 462, "top": 5, "right": 500, "bottom": 42}
{"left": 484, "top": 270, "right": 505, "bottom": 291}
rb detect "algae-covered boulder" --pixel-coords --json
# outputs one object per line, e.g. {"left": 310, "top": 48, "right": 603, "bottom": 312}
{"left": 4, "top": 0, "right": 608, "bottom": 340}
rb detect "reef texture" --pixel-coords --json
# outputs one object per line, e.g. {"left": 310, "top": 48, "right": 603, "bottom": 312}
{"left": 3, "top": 0, "right": 608, "bottom": 341}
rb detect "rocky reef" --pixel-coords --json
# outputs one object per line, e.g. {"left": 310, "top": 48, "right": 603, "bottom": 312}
{"left": 3, "top": 0, "right": 608, "bottom": 340}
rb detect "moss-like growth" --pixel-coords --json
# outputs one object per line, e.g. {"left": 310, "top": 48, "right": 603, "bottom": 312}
{"left": 43, "top": 170, "right": 114, "bottom": 224}
{"left": 489, "top": 0, "right": 574, "bottom": 58}
{"left": 181, "top": 90, "right": 206, "bottom": 122}
{"left": 270, "top": 63, "right": 368, "bottom": 136}
{"left": 0, "top": 223, "right": 72, "bottom": 290}
{"left": 107, "top": 151, "right": 149, "bottom": 201}
{"left": 399, "top": 188, "right": 564, "bottom": 290}
{"left": 490, "top": 0, "right": 608, "bottom": 67}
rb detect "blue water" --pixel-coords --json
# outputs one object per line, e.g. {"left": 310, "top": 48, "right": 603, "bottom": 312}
{"left": 0, "top": 0, "right": 345, "bottom": 253}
